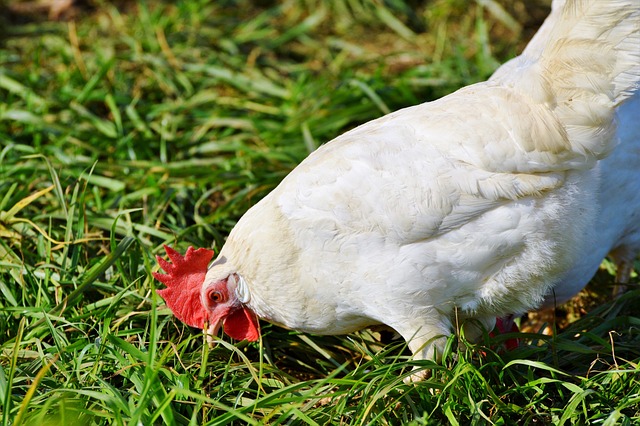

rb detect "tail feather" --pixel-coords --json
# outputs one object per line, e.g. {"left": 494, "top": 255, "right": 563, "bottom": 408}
{"left": 492, "top": 0, "right": 640, "bottom": 160}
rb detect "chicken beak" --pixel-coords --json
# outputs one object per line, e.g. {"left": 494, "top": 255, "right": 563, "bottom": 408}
{"left": 205, "top": 319, "right": 222, "bottom": 347}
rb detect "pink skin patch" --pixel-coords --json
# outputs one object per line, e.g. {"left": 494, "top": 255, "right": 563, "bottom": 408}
{"left": 154, "top": 245, "right": 260, "bottom": 342}
{"left": 202, "top": 278, "right": 261, "bottom": 342}
{"left": 492, "top": 316, "right": 520, "bottom": 351}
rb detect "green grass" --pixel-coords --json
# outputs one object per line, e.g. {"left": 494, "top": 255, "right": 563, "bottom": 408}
{"left": 0, "top": 0, "right": 639, "bottom": 424}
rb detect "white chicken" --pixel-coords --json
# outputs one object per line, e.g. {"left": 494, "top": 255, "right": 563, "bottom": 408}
{"left": 538, "top": 92, "right": 640, "bottom": 310}
{"left": 154, "top": 0, "right": 640, "bottom": 380}
{"left": 490, "top": 0, "right": 640, "bottom": 311}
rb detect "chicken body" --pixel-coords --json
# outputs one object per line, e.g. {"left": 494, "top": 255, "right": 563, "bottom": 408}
{"left": 192, "top": 0, "right": 640, "bottom": 375}
{"left": 216, "top": 91, "right": 598, "bottom": 358}
{"left": 489, "top": 0, "right": 640, "bottom": 308}
{"left": 541, "top": 92, "right": 640, "bottom": 307}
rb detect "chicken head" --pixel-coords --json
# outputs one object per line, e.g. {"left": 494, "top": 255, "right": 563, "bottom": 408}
{"left": 154, "top": 245, "right": 259, "bottom": 342}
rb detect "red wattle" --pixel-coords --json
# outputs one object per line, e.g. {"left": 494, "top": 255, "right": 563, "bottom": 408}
{"left": 223, "top": 306, "right": 260, "bottom": 341}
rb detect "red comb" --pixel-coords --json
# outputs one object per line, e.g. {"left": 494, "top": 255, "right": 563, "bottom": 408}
{"left": 153, "top": 245, "right": 215, "bottom": 329}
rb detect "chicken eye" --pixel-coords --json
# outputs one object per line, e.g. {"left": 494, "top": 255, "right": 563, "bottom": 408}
{"left": 209, "top": 291, "right": 225, "bottom": 303}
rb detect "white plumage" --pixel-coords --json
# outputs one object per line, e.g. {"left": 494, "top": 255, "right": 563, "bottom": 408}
{"left": 156, "top": 0, "right": 640, "bottom": 380}
{"left": 540, "top": 92, "right": 640, "bottom": 308}
{"left": 491, "top": 0, "right": 640, "bottom": 309}
{"left": 493, "top": 0, "right": 640, "bottom": 311}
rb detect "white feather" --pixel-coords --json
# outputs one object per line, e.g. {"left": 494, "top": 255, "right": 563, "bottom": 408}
{"left": 202, "top": 0, "right": 640, "bottom": 374}
{"left": 541, "top": 92, "right": 640, "bottom": 307}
